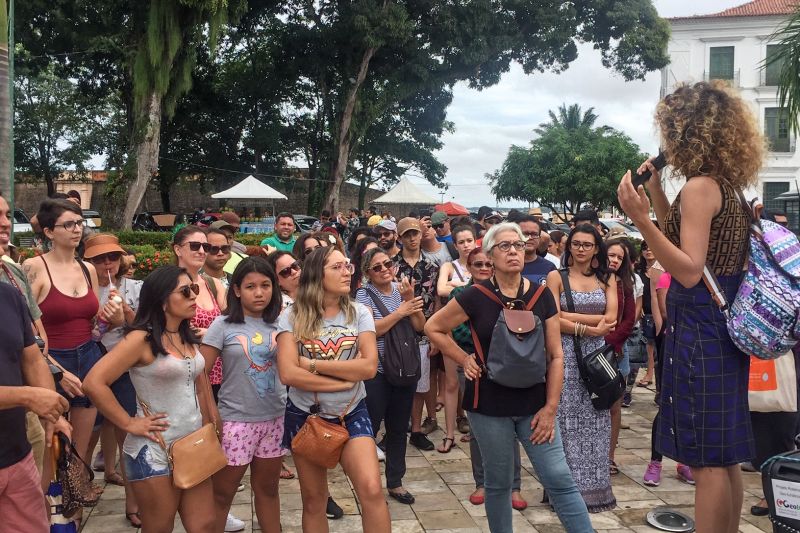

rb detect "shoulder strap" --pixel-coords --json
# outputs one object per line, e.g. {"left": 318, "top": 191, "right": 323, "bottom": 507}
{"left": 451, "top": 261, "right": 465, "bottom": 282}
{"left": 77, "top": 259, "right": 93, "bottom": 288}
{"left": 201, "top": 273, "right": 219, "bottom": 304}
{"left": 39, "top": 255, "right": 55, "bottom": 284}
{"left": 559, "top": 269, "right": 576, "bottom": 314}
{"left": 365, "top": 286, "right": 392, "bottom": 318}
{"left": 472, "top": 283, "right": 504, "bottom": 306}
{"left": 525, "top": 284, "right": 547, "bottom": 311}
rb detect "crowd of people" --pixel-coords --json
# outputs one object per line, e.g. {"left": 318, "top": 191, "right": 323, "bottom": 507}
{"left": 0, "top": 79, "right": 798, "bottom": 533}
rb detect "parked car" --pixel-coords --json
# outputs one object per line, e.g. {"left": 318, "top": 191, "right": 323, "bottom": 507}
{"left": 83, "top": 209, "right": 101, "bottom": 228}
{"left": 13, "top": 208, "right": 32, "bottom": 233}
{"left": 293, "top": 215, "right": 319, "bottom": 233}
{"left": 600, "top": 219, "right": 643, "bottom": 240}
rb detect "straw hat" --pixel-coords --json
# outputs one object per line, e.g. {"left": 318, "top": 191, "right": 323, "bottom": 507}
{"left": 83, "top": 233, "right": 126, "bottom": 259}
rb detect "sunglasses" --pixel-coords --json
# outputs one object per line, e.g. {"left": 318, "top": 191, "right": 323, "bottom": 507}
{"left": 370, "top": 259, "right": 395, "bottom": 273}
{"left": 183, "top": 241, "right": 211, "bottom": 252}
{"left": 470, "top": 261, "right": 493, "bottom": 269}
{"left": 208, "top": 244, "right": 231, "bottom": 255}
{"left": 304, "top": 244, "right": 322, "bottom": 257}
{"left": 278, "top": 261, "right": 301, "bottom": 278}
{"left": 432, "top": 223, "right": 445, "bottom": 230}
{"left": 173, "top": 283, "right": 200, "bottom": 298}
{"left": 376, "top": 231, "right": 394, "bottom": 239}
{"left": 89, "top": 252, "right": 123, "bottom": 263}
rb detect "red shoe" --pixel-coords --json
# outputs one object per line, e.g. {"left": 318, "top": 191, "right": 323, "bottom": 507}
{"left": 511, "top": 493, "right": 528, "bottom": 511}
{"left": 469, "top": 490, "right": 485, "bottom": 505}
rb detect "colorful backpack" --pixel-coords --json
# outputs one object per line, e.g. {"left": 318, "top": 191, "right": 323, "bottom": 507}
{"left": 706, "top": 217, "right": 800, "bottom": 359}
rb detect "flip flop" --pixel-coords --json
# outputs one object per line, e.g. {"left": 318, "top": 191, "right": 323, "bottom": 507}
{"left": 435, "top": 401, "right": 444, "bottom": 412}
{"left": 437, "top": 437, "right": 455, "bottom": 453}
{"left": 280, "top": 465, "right": 295, "bottom": 480}
{"left": 636, "top": 379, "right": 652, "bottom": 387}
{"left": 609, "top": 460, "right": 620, "bottom": 475}
{"left": 105, "top": 471, "right": 125, "bottom": 486}
{"left": 460, "top": 434, "right": 472, "bottom": 443}
{"left": 126, "top": 511, "right": 142, "bottom": 528}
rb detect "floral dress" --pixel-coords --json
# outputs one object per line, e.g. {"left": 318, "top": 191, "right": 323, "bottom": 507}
{"left": 558, "top": 286, "right": 616, "bottom": 513}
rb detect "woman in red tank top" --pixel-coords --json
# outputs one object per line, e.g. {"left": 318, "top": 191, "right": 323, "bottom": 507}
{"left": 23, "top": 199, "right": 123, "bottom": 525}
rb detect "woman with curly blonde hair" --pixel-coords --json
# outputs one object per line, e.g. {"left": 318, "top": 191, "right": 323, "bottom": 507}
{"left": 618, "top": 80, "right": 764, "bottom": 533}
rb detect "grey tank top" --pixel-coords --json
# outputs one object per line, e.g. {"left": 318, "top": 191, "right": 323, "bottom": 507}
{"left": 122, "top": 350, "right": 205, "bottom": 468}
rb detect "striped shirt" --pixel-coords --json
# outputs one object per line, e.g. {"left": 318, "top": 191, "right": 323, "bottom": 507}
{"left": 355, "top": 282, "right": 403, "bottom": 374}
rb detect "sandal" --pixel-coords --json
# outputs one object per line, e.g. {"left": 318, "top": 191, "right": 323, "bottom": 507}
{"left": 637, "top": 379, "right": 652, "bottom": 387}
{"left": 280, "top": 464, "right": 295, "bottom": 480}
{"left": 105, "top": 471, "right": 125, "bottom": 486}
{"left": 435, "top": 401, "right": 444, "bottom": 412}
{"left": 460, "top": 433, "right": 472, "bottom": 443}
{"left": 609, "top": 459, "right": 620, "bottom": 475}
{"left": 126, "top": 511, "right": 142, "bottom": 528}
{"left": 437, "top": 437, "right": 455, "bottom": 453}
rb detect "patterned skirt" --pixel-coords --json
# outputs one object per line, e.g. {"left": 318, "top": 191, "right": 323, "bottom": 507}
{"left": 656, "top": 274, "right": 755, "bottom": 467}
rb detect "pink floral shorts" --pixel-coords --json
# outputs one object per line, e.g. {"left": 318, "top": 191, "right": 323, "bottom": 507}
{"left": 221, "top": 417, "right": 286, "bottom": 466}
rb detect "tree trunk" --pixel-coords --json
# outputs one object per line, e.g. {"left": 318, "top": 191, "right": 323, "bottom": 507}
{"left": 112, "top": 92, "right": 161, "bottom": 229}
{"left": 160, "top": 186, "right": 171, "bottom": 213}
{"left": 358, "top": 172, "right": 367, "bottom": 210}
{"left": 0, "top": 0, "right": 10, "bottom": 204}
{"left": 324, "top": 46, "right": 376, "bottom": 213}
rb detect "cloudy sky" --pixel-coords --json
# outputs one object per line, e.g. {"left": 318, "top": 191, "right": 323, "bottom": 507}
{"left": 405, "top": 0, "right": 746, "bottom": 207}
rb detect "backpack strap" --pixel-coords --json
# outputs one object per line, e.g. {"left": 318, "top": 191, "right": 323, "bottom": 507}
{"left": 201, "top": 273, "right": 219, "bottom": 304}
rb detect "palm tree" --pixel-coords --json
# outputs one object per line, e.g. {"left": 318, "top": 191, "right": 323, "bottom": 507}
{"left": 535, "top": 103, "right": 598, "bottom": 135}
{"left": 103, "top": 0, "right": 244, "bottom": 229}
{"left": 771, "top": 7, "right": 800, "bottom": 133}
{"left": 0, "top": 0, "right": 11, "bottom": 201}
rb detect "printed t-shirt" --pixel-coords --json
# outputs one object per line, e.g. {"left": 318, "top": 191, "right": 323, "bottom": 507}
{"left": 276, "top": 303, "right": 375, "bottom": 415}
{"left": 521, "top": 256, "right": 555, "bottom": 286}
{"left": 204, "top": 315, "right": 286, "bottom": 422}
{"left": 0, "top": 284, "right": 35, "bottom": 468}
{"left": 455, "top": 278, "right": 556, "bottom": 417}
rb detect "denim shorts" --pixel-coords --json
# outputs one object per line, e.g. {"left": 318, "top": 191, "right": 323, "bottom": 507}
{"left": 50, "top": 340, "right": 103, "bottom": 408}
{"left": 282, "top": 399, "right": 373, "bottom": 450}
{"left": 123, "top": 444, "right": 170, "bottom": 482}
{"left": 618, "top": 345, "right": 631, "bottom": 378}
{"left": 96, "top": 372, "right": 136, "bottom": 428}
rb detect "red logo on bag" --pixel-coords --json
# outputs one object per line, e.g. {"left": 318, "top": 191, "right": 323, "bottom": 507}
{"left": 749, "top": 356, "right": 778, "bottom": 392}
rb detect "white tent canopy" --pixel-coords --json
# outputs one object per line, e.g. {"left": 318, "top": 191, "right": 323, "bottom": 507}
{"left": 372, "top": 177, "right": 437, "bottom": 205}
{"left": 211, "top": 175, "right": 287, "bottom": 200}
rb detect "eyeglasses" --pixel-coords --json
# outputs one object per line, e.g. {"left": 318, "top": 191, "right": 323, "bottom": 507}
{"left": 492, "top": 240, "right": 525, "bottom": 252}
{"left": 89, "top": 252, "right": 123, "bottom": 264}
{"left": 327, "top": 261, "right": 355, "bottom": 275}
{"left": 277, "top": 261, "right": 301, "bottom": 278}
{"left": 523, "top": 231, "right": 540, "bottom": 239}
{"left": 570, "top": 241, "right": 596, "bottom": 251}
{"left": 173, "top": 283, "right": 200, "bottom": 298}
{"left": 183, "top": 241, "right": 211, "bottom": 252}
{"left": 56, "top": 219, "right": 86, "bottom": 231}
{"left": 304, "top": 244, "right": 322, "bottom": 257}
{"left": 432, "top": 223, "right": 445, "bottom": 230}
{"left": 470, "top": 261, "right": 493, "bottom": 269}
{"left": 208, "top": 245, "right": 231, "bottom": 255}
{"left": 370, "top": 259, "right": 395, "bottom": 273}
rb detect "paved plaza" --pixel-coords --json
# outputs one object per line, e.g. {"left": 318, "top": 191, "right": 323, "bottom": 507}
{"left": 79, "top": 384, "right": 774, "bottom": 532}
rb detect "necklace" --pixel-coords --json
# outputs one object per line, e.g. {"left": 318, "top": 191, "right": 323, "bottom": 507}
{"left": 164, "top": 333, "right": 198, "bottom": 408}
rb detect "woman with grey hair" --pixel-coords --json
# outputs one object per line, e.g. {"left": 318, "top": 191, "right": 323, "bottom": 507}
{"left": 426, "top": 223, "right": 592, "bottom": 532}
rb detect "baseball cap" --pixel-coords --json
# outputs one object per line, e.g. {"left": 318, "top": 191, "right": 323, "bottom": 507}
{"left": 431, "top": 211, "right": 448, "bottom": 225}
{"left": 477, "top": 206, "right": 503, "bottom": 221}
{"left": 367, "top": 215, "right": 383, "bottom": 227}
{"left": 397, "top": 217, "right": 422, "bottom": 236}
{"left": 376, "top": 219, "right": 397, "bottom": 232}
{"left": 210, "top": 220, "right": 235, "bottom": 231}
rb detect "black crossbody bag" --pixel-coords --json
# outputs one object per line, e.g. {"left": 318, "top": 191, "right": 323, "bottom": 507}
{"left": 559, "top": 269, "right": 625, "bottom": 411}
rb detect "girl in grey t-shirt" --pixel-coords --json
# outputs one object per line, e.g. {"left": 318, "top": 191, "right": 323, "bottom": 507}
{"left": 199, "top": 257, "right": 286, "bottom": 533}
{"left": 276, "top": 247, "right": 390, "bottom": 532}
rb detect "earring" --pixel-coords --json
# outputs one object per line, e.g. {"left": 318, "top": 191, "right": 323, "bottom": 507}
{"left": 591, "top": 256, "right": 599, "bottom": 269}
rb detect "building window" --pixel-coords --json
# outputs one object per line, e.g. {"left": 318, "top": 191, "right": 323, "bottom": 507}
{"left": 764, "top": 182, "right": 799, "bottom": 233}
{"left": 709, "top": 46, "right": 734, "bottom": 80}
{"left": 765, "top": 44, "right": 785, "bottom": 86}
{"left": 765, "top": 108, "right": 792, "bottom": 152}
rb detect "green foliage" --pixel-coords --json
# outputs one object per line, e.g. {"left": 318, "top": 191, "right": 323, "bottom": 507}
{"left": 772, "top": 8, "right": 800, "bottom": 134}
{"left": 489, "top": 104, "right": 646, "bottom": 216}
{"left": 126, "top": 244, "right": 173, "bottom": 279}
{"left": 113, "top": 231, "right": 174, "bottom": 247}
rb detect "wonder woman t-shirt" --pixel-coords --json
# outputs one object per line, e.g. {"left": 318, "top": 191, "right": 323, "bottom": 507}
{"left": 276, "top": 303, "right": 375, "bottom": 415}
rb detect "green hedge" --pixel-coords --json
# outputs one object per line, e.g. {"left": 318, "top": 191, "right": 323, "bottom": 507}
{"left": 114, "top": 231, "right": 173, "bottom": 247}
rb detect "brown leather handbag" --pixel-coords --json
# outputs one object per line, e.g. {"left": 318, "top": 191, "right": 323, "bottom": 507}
{"left": 140, "top": 366, "right": 228, "bottom": 489}
{"left": 291, "top": 393, "right": 358, "bottom": 469}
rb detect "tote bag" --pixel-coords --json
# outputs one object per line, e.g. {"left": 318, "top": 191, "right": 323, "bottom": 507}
{"left": 748, "top": 351, "right": 797, "bottom": 413}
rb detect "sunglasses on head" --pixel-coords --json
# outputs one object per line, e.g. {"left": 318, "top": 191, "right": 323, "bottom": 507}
{"left": 184, "top": 241, "right": 211, "bottom": 252}
{"left": 278, "top": 261, "right": 301, "bottom": 278}
{"left": 89, "top": 252, "right": 123, "bottom": 263}
{"left": 174, "top": 283, "right": 200, "bottom": 298}
{"left": 208, "top": 244, "right": 231, "bottom": 255}
{"left": 370, "top": 259, "right": 395, "bottom": 273}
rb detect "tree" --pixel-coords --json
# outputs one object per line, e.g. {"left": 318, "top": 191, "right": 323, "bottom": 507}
{"left": 535, "top": 103, "right": 599, "bottom": 134}
{"left": 14, "top": 61, "right": 112, "bottom": 196}
{"left": 489, "top": 107, "right": 646, "bottom": 217}
{"left": 771, "top": 8, "right": 800, "bottom": 133}
{"left": 0, "top": 0, "right": 9, "bottom": 201}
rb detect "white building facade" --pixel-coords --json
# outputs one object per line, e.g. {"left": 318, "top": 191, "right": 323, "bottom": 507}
{"left": 662, "top": 0, "right": 799, "bottom": 231}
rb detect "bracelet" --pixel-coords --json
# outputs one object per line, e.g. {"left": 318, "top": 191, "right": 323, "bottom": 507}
{"left": 310, "top": 359, "right": 318, "bottom": 374}
{"left": 574, "top": 322, "right": 582, "bottom": 337}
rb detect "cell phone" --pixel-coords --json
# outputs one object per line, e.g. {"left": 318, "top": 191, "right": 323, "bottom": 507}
{"left": 632, "top": 152, "right": 667, "bottom": 188}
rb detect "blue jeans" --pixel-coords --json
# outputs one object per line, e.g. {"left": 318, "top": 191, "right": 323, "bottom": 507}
{"left": 467, "top": 411, "right": 593, "bottom": 533}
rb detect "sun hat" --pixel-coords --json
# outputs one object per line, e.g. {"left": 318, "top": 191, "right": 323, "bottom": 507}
{"left": 83, "top": 233, "right": 126, "bottom": 259}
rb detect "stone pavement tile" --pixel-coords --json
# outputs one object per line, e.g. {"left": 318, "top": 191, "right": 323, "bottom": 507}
{"left": 614, "top": 499, "right": 665, "bottom": 510}
{"left": 450, "top": 483, "right": 478, "bottom": 500}
{"left": 410, "top": 491, "right": 462, "bottom": 511}
{"left": 741, "top": 471, "right": 765, "bottom": 491}
{"left": 431, "top": 458, "right": 473, "bottom": 473}
{"left": 422, "top": 447, "right": 470, "bottom": 461}
{"left": 328, "top": 514, "right": 368, "bottom": 532}
{"left": 611, "top": 483, "right": 657, "bottom": 502}
{"left": 406, "top": 456, "right": 433, "bottom": 468}
{"left": 280, "top": 491, "right": 303, "bottom": 511}
{"left": 589, "top": 511, "right": 625, "bottom": 529}
{"left": 278, "top": 478, "right": 301, "bottom": 493}
{"left": 79, "top": 512, "right": 137, "bottom": 533}
{"left": 416, "top": 509, "right": 479, "bottom": 529}
{"left": 279, "top": 509, "right": 303, "bottom": 528}
{"left": 390, "top": 519, "right": 426, "bottom": 532}
{"left": 521, "top": 506, "right": 563, "bottom": 525}
{"left": 98, "top": 483, "right": 125, "bottom": 500}
{"left": 472, "top": 514, "right": 540, "bottom": 532}
{"left": 740, "top": 521, "right": 771, "bottom": 533}
{"left": 405, "top": 479, "right": 451, "bottom": 494}
{"left": 741, "top": 512, "right": 773, "bottom": 532}
{"left": 404, "top": 467, "right": 445, "bottom": 481}
{"left": 655, "top": 491, "right": 697, "bottom": 506}
{"left": 441, "top": 471, "right": 478, "bottom": 485}
{"left": 328, "top": 481, "right": 356, "bottom": 498}
{"left": 527, "top": 523, "right": 566, "bottom": 533}
{"left": 612, "top": 508, "right": 650, "bottom": 528}
{"left": 387, "top": 498, "right": 418, "bottom": 520}
{"left": 460, "top": 498, "right": 487, "bottom": 518}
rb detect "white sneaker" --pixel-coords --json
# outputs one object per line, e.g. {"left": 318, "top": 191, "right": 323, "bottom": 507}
{"left": 376, "top": 446, "right": 386, "bottom": 462}
{"left": 225, "top": 513, "right": 245, "bottom": 532}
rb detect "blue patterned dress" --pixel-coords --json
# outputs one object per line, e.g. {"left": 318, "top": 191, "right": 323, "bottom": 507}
{"left": 558, "top": 287, "right": 616, "bottom": 513}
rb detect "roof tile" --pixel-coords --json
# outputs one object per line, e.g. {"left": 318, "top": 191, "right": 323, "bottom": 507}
{"left": 670, "top": 0, "right": 797, "bottom": 21}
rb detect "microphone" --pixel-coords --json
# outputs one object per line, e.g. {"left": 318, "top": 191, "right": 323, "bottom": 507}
{"left": 632, "top": 152, "right": 667, "bottom": 188}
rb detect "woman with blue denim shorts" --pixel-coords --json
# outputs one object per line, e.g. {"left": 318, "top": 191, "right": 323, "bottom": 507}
{"left": 85, "top": 266, "right": 218, "bottom": 532}
{"left": 24, "top": 199, "right": 106, "bottom": 510}
{"left": 276, "top": 246, "right": 390, "bottom": 533}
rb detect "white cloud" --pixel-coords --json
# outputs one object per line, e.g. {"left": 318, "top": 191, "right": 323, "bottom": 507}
{"left": 410, "top": 0, "right": 746, "bottom": 207}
